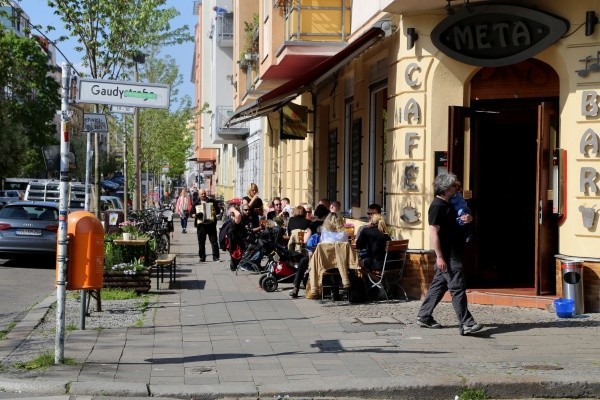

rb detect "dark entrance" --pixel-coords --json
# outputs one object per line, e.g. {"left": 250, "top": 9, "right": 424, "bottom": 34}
{"left": 449, "top": 59, "right": 560, "bottom": 293}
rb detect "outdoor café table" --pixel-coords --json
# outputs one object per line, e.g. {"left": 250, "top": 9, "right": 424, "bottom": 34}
{"left": 307, "top": 241, "right": 360, "bottom": 298}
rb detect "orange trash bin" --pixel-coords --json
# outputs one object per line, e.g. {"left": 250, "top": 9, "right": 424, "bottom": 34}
{"left": 58, "top": 211, "right": 105, "bottom": 290}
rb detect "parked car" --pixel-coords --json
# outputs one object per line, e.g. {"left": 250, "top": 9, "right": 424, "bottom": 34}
{"left": 101, "top": 195, "right": 124, "bottom": 211}
{"left": 0, "top": 201, "right": 59, "bottom": 259}
{"left": 0, "top": 190, "right": 24, "bottom": 205}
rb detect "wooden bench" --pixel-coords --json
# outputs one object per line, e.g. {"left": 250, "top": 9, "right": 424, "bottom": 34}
{"left": 153, "top": 253, "right": 177, "bottom": 290}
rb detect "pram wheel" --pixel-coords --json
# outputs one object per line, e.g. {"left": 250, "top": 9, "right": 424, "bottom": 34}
{"left": 261, "top": 276, "right": 278, "bottom": 292}
{"left": 258, "top": 273, "right": 268, "bottom": 287}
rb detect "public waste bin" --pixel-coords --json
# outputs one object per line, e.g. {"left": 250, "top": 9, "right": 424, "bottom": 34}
{"left": 561, "top": 261, "right": 584, "bottom": 315}
{"left": 59, "top": 211, "right": 105, "bottom": 290}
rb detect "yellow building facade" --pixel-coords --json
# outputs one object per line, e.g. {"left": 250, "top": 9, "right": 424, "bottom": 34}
{"left": 227, "top": 0, "right": 600, "bottom": 311}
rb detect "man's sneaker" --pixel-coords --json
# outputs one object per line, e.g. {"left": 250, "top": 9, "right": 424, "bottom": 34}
{"left": 460, "top": 323, "right": 483, "bottom": 336}
{"left": 417, "top": 316, "right": 442, "bottom": 329}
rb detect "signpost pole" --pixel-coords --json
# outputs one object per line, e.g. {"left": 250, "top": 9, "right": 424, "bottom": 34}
{"left": 55, "top": 62, "right": 72, "bottom": 364}
{"left": 133, "top": 62, "right": 141, "bottom": 211}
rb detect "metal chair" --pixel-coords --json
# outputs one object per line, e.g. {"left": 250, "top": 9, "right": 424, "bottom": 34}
{"left": 362, "top": 239, "right": 409, "bottom": 301}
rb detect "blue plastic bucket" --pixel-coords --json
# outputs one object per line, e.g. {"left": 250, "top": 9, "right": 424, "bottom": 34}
{"left": 554, "top": 298, "right": 575, "bottom": 318}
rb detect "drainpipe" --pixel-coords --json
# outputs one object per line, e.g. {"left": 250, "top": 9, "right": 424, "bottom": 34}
{"left": 311, "top": 91, "right": 317, "bottom": 204}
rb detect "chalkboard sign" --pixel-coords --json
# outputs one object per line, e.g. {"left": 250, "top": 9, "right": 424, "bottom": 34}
{"left": 327, "top": 129, "right": 337, "bottom": 201}
{"left": 350, "top": 118, "right": 361, "bottom": 207}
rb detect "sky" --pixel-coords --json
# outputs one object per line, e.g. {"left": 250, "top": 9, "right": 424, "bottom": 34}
{"left": 17, "top": 0, "right": 197, "bottom": 105}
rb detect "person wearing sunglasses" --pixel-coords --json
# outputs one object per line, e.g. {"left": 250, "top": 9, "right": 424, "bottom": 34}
{"left": 355, "top": 203, "right": 382, "bottom": 243}
{"left": 266, "top": 196, "right": 282, "bottom": 220}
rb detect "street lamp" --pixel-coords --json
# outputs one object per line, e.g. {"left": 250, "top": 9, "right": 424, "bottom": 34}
{"left": 132, "top": 52, "right": 145, "bottom": 211}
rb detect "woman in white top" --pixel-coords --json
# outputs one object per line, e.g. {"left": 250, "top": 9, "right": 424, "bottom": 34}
{"left": 320, "top": 212, "right": 348, "bottom": 243}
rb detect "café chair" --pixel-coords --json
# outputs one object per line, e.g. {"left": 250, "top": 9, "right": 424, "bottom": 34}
{"left": 287, "top": 229, "right": 305, "bottom": 252}
{"left": 308, "top": 241, "right": 359, "bottom": 300}
{"left": 362, "top": 239, "right": 409, "bottom": 301}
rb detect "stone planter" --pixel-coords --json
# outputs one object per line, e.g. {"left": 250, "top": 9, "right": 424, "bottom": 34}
{"left": 103, "top": 270, "right": 151, "bottom": 294}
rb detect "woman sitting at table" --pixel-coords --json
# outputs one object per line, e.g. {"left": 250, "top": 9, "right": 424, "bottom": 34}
{"left": 289, "top": 211, "right": 346, "bottom": 298}
{"left": 320, "top": 212, "right": 348, "bottom": 243}
{"left": 355, "top": 213, "right": 392, "bottom": 271}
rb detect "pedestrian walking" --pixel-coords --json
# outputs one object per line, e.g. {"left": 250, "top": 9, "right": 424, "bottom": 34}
{"left": 175, "top": 188, "right": 192, "bottom": 234}
{"left": 417, "top": 172, "right": 482, "bottom": 336}
{"left": 192, "top": 189, "right": 221, "bottom": 262}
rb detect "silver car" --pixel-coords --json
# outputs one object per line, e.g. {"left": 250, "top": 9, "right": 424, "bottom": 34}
{"left": 0, "top": 201, "right": 59, "bottom": 259}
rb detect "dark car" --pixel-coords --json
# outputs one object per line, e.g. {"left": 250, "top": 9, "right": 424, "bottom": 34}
{"left": 0, "top": 201, "right": 59, "bottom": 259}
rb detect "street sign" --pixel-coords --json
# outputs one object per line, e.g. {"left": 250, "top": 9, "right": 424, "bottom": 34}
{"left": 83, "top": 113, "right": 108, "bottom": 132}
{"left": 110, "top": 105, "right": 135, "bottom": 114}
{"left": 77, "top": 78, "right": 170, "bottom": 109}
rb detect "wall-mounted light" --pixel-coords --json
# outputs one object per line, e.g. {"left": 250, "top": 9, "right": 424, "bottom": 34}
{"left": 407, "top": 27, "right": 419, "bottom": 50}
{"left": 586, "top": 11, "right": 598, "bottom": 36}
{"left": 463, "top": 0, "right": 473, "bottom": 13}
{"left": 445, "top": 0, "right": 454, "bottom": 16}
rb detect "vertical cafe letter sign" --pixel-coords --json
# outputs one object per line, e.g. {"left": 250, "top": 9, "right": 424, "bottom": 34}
{"left": 351, "top": 118, "right": 362, "bottom": 207}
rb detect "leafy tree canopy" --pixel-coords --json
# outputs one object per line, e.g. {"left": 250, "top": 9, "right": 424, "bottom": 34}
{"left": 0, "top": 29, "right": 61, "bottom": 179}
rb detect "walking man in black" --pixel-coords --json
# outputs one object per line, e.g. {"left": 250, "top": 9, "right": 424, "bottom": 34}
{"left": 417, "top": 172, "right": 482, "bottom": 336}
{"left": 192, "top": 189, "right": 221, "bottom": 262}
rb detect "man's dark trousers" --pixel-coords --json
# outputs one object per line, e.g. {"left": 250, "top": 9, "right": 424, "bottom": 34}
{"left": 197, "top": 222, "right": 220, "bottom": 261}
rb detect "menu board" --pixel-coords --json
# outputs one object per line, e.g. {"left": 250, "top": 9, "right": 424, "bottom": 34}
{"left": 350, "top": 118, "right": 361, "bottom": 207}
{"left": 327, "top": 129, "right": 337, "bottom": 201}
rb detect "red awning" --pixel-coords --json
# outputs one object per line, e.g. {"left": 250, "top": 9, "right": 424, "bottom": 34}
{"left": 226, "top": 21, "right": 389, "bottom": 127}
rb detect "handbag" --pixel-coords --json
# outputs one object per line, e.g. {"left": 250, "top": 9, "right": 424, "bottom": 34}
{"left": 183, "top": 210, "right": 190, "bottom": 218}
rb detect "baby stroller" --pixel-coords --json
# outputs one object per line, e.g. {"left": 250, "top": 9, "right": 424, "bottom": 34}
{"left": 237, "top": 223, "right": 288, "bottom": 274}
{"left": 237, "top": 230, "right": 271, "bottom": 274}
{"left": 259, "top": 243, "right": 304, "bottom": 292}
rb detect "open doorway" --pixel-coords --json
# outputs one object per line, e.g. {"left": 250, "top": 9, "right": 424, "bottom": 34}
{"left": 450, "top": 59, "right": 560, "bottom": 294}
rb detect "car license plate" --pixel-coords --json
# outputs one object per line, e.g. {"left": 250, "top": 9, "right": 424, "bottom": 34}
{"left": 16, "top": 229, "right": 42, "bottom": 236}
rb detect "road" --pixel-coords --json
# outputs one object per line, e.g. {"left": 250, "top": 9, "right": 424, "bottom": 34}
{"left": 0, "top": 257, "right": 56, "bottom": 332}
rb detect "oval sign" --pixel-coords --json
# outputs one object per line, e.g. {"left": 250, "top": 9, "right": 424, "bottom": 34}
{"left": 431, "top": 5, "right": 569, "bottom": 67}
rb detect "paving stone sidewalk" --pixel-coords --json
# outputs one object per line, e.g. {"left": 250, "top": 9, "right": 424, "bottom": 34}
{"left": 1, "top": 222, "right": 600, "bottom": 399}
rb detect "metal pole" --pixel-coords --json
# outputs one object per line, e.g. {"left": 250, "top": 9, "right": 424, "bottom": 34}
{"left": 133, "top": 63, "right": 141, "bottom": 211}
{"left": 56, "top": 62, "right": 72, "bottom": 364}
{"left": 80, "top": 130, "right": 93, "bottom": 330}
{"left": 124, "top": 133, "right": 128, "bottom": 222}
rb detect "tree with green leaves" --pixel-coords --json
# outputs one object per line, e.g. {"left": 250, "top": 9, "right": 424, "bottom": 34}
{"left": 40, "top": 0, "right": 194, "bottom": 211}
{"left": 0, "top": 29, "right": 61, "bottom": 179}
{"left": 45, "top": 0, "right": 192, "bottom": 81}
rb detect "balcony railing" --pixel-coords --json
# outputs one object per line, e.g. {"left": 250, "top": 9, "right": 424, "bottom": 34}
{"left": 281, "top": 0, "right": 350, "bottom": 43}
{"left": 213, "top": 106, "right": 248, "bottom": 144}
{"left": 216, "top": 12, "right": 234, "bottom": 47}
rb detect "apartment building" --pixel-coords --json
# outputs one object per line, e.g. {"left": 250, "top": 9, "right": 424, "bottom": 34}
{"left": 218, "top": 0, "right": 600, "bottom": 311}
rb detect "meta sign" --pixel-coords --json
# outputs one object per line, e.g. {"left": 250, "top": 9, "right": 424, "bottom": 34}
{"left": 431, "top": 5, "right": 569, "bottom": 67}
{"left": 77, "top": 78, "right": 170, "bottom": 109}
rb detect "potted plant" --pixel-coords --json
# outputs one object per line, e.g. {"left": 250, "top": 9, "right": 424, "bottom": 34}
{"left": 119, "top": 221, "right": 139, "bottom": 240}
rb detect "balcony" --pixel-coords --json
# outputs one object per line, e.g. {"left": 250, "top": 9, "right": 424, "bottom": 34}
{"left": 262, "top": 0, "right": 351, "bottom": 81}
{"left": 213, "top": 106, "right": 249, "bottom": 145}
{"left": 216, "top": 12, "right": 234, "bottom": 47}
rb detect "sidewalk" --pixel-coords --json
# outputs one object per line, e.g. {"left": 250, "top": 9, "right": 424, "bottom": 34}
{"left": 1, "top": 222, "right": 600, "bottom": 399}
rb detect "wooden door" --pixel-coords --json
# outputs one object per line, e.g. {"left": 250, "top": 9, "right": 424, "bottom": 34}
{"left": 536, "top": 102, "right": 559, "bottom": 294}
